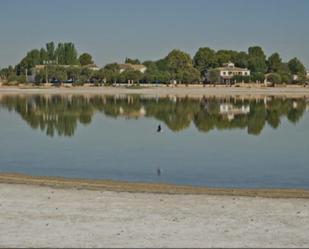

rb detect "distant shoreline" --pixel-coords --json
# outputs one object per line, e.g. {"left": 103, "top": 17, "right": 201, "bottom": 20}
{"left": 1, "top": 173, "right": 309, "bottom": 198}
{"left": 1, "top": 84, "right": 309, "bottom": 98}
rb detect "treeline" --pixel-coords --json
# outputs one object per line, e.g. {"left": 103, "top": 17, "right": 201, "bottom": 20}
{"left": 0, "top": 95, "right": 306, "bottom": 137}
{"left": 0, "top": 42, "right": 93, "bottom": 83}
{"left": 0, "top": 42, "right": 308, "bottom": 85}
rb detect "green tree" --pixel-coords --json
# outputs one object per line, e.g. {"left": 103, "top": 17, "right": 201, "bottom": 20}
{"left": 143, "top": 61, "right": 160, "bottom": 83}
{"left": 251, "top": 72, "right": 265, "bottom": 83}
{"left": 46, "top": 42, "right": 56, "bottom": 61}
{"left": 288, "top": 57, "right": 306, "bottom": 75}
{"left": 266, "top": 73, "right": 282, "bottom": 84}
{"left": 79, "top": 53, "right": 93, "bottom": 66}
{"left": 248, "top": 46, "right": 267, "bottom": 73}
{"left": 104, "top": 63, "right": 120, "bottom": 72}
{"left": 125, "top": 58, "right": 141, "bottom": 64}
{"left": 39, "top": 48, "right": 48, "bottom": 64}
{"left": 48, "top": 66, "right": 67, "bottom": 82}
{"left": 267, "top": 53, "right": 282, "bottom": 73}
{"left": 234, "top": 51, "right": 249, "bottom": 68}
{"left": 66, "top": 66, "right": 81, "bottom": 82}
{"left": 215, "top": 50, "right": 238, "bottom": 65}
{"left": 55, "top": 42, "right": 78, "bottom": 65}
{"left": 104, "top": 63, "right": 120, "bottom": 83}
{"left": 193, "top": 47, "right": 217, "bottom": 74}
{"left": 123, "top": 70, "right": 142, "bottom": 83}
{"left": 207, "top": 69, "right": 220, "bottom": 83}
{"left": 165, "top": 49, "right": 193, "bottom": 75}
{"left": 156, "top": 58, "right": 168, "bottom": 71}
{"left": 180, "top": 67, "right": 201, "bottom": 84}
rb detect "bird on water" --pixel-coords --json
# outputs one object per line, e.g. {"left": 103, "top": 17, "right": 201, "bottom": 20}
{"left": 157, "top": 124, "right": 162, "bottom": 132}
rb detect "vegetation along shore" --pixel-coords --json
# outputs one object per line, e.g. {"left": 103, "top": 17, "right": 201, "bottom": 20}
{"left": 0, "top": 42, "right": 308, "bottom": 87}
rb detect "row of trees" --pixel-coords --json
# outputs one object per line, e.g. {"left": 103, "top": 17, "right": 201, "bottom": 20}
{"left": 34, "top": 64, "right": 144, "bottom": 85}
{"left": 0, "top": 42, "right": 308, "bottom": 85}
{"left": 195, "top": 47, "right": 307, "bottom": 84}
{"left": 0, "top": 42, "right": 94, "bottom": 83}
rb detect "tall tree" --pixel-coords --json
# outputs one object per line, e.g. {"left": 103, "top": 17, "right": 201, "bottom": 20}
{"left": 64, "top": 42, "right": 78, "bottom": 65}
{"left": 267, "top": 53, "right": 282, "bottom": 73}
{"left": 46, "top": 42, "right": 55, "bottom": 61}
{"left": 55, "top": 43, "right": 65, "bottom": 64}
{"left": 165, "top": 49, "right": 193, "bottom": 75}
{"left": 215, "top": 50, "right": 238, "bottom": 65}
{"left": 234, "top": 51, "right": 249, "bottom": 68}
{"left": 248, "top": 46, "right": 267, "bottom": 73}
{"left": 39, "top": 48, "right": 48, "bottom": 64}
{"left": 55, "top": 42, "right": 78, "bottom": 65}
{"left": 79, "top": 53, "right": 93, "bottom": 66}
{"left": 288, "top": 57, "right": 306, "bottom": 75}
{"left": 193, "top": 47, "right": 217, "bottom": 74}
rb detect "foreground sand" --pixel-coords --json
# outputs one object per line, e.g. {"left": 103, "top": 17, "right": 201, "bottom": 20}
{"left": 1, "top": 183, "right": 309, "bottom": 247}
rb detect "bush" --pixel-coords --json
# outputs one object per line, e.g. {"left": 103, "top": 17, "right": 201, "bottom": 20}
{"left": 207, "top": 69, "right": 220, "bottom": 83}
{"left": 251, "top": 72, "right": 265, "bottom": 83}
{"left": 232, "top": 75, "right": 251, "bottom": 83}
{"left": 266, "top": 73, "right": 282, "bottom": 84}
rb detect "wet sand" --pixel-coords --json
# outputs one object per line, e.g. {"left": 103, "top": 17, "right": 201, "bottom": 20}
{"left": 1, "top": 173, "right": 309, "bottom": 198}
{"left": 1, "top": 182, "right": 309, "bottom": 247}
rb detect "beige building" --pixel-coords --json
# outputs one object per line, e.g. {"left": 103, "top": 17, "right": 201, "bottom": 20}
{"left": 119, "top": 63, "right": 147, "bottom": 73}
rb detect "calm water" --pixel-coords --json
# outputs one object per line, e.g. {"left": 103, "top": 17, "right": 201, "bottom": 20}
{"left": 0, "top": 94, "right": 309, "bottom": 189}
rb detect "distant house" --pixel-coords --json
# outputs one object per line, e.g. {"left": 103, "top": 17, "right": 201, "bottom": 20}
{"left": 118, "top": 63, "right": 147, "bottom": 73}
{"left": 84, "top": 64, "right": 100, "bottom": 71}
{"left": 207, "top": 62, "right": 250, "bottom": 84}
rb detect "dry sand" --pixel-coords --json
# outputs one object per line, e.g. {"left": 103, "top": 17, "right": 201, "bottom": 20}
{"left": 1, "top": 85, "right": 309, "bottom": 98}
{"left": 1, "top": 182, "right": 309, "bottom": 247}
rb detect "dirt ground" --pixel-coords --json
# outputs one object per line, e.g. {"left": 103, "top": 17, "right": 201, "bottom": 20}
{"left": 1, "top": 183, "right": 309, "bottom": 248}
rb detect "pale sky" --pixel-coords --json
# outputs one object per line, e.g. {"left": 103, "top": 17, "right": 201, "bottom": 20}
{"left": 0, "top": 0, "right": 308, "bottom": 68}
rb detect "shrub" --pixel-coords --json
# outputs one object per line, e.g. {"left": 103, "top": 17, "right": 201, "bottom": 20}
{"left": 266, "top": 73, "right": 282, "bottom": 84}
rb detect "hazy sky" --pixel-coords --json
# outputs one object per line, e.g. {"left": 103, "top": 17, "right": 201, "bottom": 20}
{"left": 0, "top": 0, "right": 308, "bottom": 68}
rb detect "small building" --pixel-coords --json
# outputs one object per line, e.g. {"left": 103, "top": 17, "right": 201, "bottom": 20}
{"left": 119, "top": 63, "right": 147, "bottom": 73}
{"left": 84, "top": 64, "right": 100, "bottom": 71}
{"left": 207, "top": 62, "right": 250, "bottom": 84}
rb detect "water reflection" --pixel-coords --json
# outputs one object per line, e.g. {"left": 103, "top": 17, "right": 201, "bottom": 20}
{"left": 0, "top": 94, "right": 307, "bottom": 137}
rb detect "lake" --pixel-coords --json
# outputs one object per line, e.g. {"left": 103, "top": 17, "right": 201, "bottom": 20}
{"left": 0, "top": 94, "right": 308, "bottom": 189}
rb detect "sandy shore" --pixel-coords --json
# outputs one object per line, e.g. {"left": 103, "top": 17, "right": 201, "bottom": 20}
{"left": 1, "top": 85, "right": 309, "bottom": 98}
{"left": 1, "top": 183, "right": 309, "bottom": 247}
{"left": 1, "top": 173, "right": 309, "bottom": 198}
{"left": 1, "top": 85, "right": 309, "bottom": 247}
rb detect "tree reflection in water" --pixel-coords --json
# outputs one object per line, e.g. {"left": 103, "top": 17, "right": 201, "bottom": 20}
{"left": 0, "top": 94, "right": 307, "bottom": 137}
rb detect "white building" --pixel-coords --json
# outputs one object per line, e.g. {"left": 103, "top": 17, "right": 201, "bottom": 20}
{"left": 208, "top": 62, "right": 250, "bottom": 84}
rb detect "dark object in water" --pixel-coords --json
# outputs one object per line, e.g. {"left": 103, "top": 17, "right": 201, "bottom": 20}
{"left": 157, "top": 167, "right": 161, "bottom": 176}
{"left": 157, "top": 124, "right": 162, "bottom": 132}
